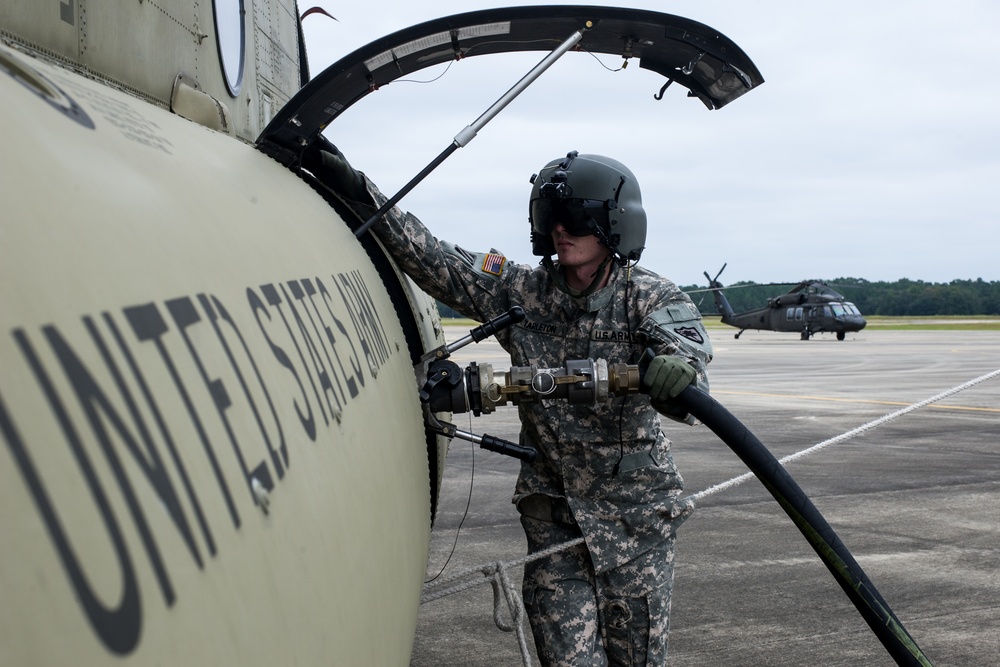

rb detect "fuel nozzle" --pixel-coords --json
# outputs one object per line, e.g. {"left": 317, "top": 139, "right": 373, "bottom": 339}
{"left": 457, "top": 357, "right": 642, "bottom": 415}
{"left": 415, "top": 307, "right": 642, "bottom": 464}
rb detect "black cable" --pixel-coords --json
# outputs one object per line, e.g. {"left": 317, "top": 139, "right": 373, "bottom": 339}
{"left": 424, "top": 417, "right": 476, "bottom": 584}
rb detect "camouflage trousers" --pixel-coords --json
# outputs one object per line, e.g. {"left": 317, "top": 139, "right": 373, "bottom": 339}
{"left": 519, "top": 504, "right": 677, "bottom": 667}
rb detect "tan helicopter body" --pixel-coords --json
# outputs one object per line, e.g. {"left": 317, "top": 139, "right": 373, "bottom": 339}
{"left": 1, "top": 1, "right": 764, "bottom": 663}
{"left": 1, "top": 1, "right": 444, "bottom": 663}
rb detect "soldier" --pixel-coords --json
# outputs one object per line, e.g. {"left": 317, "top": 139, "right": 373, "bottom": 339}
{"left": 309, "top": 146, "right": 712, "bottom": 666}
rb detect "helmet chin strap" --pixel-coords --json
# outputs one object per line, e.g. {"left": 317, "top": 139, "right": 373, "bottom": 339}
{"left": 542, "top": 253, "right": 614, "bottom": 298}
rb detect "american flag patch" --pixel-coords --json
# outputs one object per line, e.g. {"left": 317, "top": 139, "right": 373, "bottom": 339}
{"left": 481, "top": 253, "right": 506, "bottom": 276}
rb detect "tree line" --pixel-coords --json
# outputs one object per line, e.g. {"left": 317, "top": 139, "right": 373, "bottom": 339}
{"left": 679, "top": 278, "right": 1000, "bottom": 317}
{"left": 436, "top": 278, "right": 1000, "bottom": 319}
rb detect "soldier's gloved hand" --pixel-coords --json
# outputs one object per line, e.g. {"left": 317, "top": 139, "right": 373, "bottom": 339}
{"left": 302, "top": 138, "right": 372, "bottom": 205}
{"left": 641, "top": 355, "right": 696, "bottom": 402}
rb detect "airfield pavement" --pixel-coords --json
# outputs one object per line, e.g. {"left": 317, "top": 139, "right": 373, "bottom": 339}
{"left": 409, "top": 325, "right": 1000, "bottom": 667}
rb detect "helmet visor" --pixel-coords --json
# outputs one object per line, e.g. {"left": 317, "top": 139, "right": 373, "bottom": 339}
{"left": 531, "top": 198, "right": 611, "bottom": 238}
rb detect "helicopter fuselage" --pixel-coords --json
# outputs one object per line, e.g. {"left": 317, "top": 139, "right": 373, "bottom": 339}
{"left": 722, "top": 300, "right": 867, "bottom": 340}
{"left": 0, "top": 39, "right": 444, "bottom": 665}
{"left": 704, "top": 268, "right": 867, "bottom": 340}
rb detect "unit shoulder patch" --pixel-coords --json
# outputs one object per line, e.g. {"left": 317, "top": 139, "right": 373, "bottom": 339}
{"left": 674, "top": 326, "right": 705, "bottom": 345}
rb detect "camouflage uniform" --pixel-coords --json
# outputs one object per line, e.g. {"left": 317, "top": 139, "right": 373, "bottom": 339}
{"left": 365, "top": 182, "right": 712, "bottom": 666}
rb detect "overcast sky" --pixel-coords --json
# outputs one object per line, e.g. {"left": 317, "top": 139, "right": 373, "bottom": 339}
{"left": 300, "top": 1, "right": 999, "bottom": 287}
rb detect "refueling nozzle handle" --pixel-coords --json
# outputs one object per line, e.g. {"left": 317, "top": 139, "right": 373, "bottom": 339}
{"left": 441, "top": 306, "right": 526, "bottom": 358}
{"left": 469, "top": 306, "right": 526, "bottom": 343}
{"left": 477, "top": 433, "right": 538, "bottom": 463}
{"left": 452, "top": 425, "right": 537, "bottom": 463}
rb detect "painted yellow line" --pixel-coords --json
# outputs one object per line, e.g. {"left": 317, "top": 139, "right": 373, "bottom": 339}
{"left": 711, "top": 390, "right": 1000, "bottom": 413}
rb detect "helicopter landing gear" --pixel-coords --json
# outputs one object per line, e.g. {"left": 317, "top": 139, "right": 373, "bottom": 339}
{"left": 735, "top": 329, "right": 745, "bottom": 339}
{"left": 800, "top": 328, "right": 812, "bottom": 340}
{"left": 837, "top": 331, "right": 846, "bottom": 341}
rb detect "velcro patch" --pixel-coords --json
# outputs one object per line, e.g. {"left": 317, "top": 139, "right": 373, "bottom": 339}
{"left": 674, "top": 326, "right": 705, "bottom": 345}
{"left": 481, "top": 253, "right": 506, "bottom": 276}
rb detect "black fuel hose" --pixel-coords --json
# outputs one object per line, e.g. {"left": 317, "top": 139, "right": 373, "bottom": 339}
{"left": 675, "top": 385, "right": 932, "bottom": 667}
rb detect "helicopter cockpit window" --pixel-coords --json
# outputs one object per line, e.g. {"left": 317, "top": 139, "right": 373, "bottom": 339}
{"left": 213, "top": 0, "right": 245, "bottom": 96}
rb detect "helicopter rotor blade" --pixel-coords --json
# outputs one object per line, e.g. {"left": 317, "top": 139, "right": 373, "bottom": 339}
{"left": 685, "top": 281, "right": 799, "bottom": 294}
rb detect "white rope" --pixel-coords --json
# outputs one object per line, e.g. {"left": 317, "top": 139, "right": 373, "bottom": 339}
{"left": 490, "top": 562, "right": 533, "bottom": 664}
{"left": 421, "top": 536, "right": 585, "bottom": 667}
{"left": 421, "top": 367, "right": 1000, "bottom": 666}
{"left": 421, "top": 536, "right": 585, "bottom": 604}
{"left": 690, "top": 367, "right": 1000, "bottom": 501}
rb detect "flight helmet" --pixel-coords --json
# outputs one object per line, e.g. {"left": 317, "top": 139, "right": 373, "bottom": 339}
{"left": 528, "top": 151, "right": 647, "bottom": 264}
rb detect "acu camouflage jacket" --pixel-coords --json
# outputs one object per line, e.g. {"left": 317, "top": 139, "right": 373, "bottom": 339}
{"left": 366, "top": 183, "right": 713, "bottom": 573}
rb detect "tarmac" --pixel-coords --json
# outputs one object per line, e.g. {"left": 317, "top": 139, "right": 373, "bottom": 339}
{"left": 410, "top": 326, "right": 1000, "bottom": 667}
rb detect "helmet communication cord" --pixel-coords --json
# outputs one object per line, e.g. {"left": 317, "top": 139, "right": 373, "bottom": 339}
{"left": 612, "top": 263, "right": 635, "bottom": 477}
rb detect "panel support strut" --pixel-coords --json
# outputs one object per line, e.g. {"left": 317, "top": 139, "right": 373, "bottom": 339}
{"left": 354, "top": 24, "right": 589, "bottom": 237}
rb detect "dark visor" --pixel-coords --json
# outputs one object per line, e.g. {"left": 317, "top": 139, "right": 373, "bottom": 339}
{"left": 531, "top": 198, "right": 611, "bottom": 237}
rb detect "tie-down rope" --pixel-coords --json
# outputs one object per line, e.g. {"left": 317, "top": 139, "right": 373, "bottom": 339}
{"left": 421, "top": 534, "right": 586, "bottom": 667}
{"left": 420, "top": 367, "right": 1000, "bottom": 667}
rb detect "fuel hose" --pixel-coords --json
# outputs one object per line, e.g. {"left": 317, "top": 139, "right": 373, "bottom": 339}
{"left": 675, "top": 385, "right": 932, "bottom": 667}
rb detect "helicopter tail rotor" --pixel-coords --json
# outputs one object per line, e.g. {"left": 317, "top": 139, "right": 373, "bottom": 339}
{"left": 701, "top": 263, "right": 735, "bottom": 321}
{"left": 703, "top": 262, "right": 727, "bottom": 289}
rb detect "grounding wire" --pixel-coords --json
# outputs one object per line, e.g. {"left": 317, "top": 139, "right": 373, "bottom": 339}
{"left": 423, "top": 412, "right": 476, "bottom": 584}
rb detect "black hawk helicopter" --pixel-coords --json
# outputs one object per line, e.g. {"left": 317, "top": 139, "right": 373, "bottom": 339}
{"left": 700, "top": 265, "right": 867, "bottom": 340}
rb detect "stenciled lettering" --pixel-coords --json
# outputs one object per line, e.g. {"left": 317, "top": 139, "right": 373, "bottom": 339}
{"left": 335, "top": 270, "right": 391, "bottom": 377}
{"left": 3, "top": 270, "right": 399, "bottom": 656}
{"left": 125, "top": 303, "right": 241, "bottom": 529}
{"left": 166, "top": 297, "right": 272, "bottom": 505}
{"left": 254, "top": 284, "right": 317, "bottom": 441}
{"left": 200, "top": 293, "right": 287, "bottom": 478}
{"left": 317, "top": 277, "right": 362, "bottom": 398}
{"left": 287, "top": 279, "right": 344, "bottom": 421}
{"left": 103, "top": 311, "right": 218, "bottom": 558}
{"left": 44, "top": 321, "right": 177, "bottom": 606}
{"left": 349, "top": 270, "right": 390, "bottom": 367}
{"left": 6, "top": 333, "right": 142, "bottom": 655}
{"left": 300, "top": 277, "right": 352, "bottom": 403}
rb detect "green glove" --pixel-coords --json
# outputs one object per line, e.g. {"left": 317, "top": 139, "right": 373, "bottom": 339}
{"left": 302, "top": 139, "right": 371, "bottom": 204}
{"left": 642, "top": 354, "right": 696, "bottom": 401}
